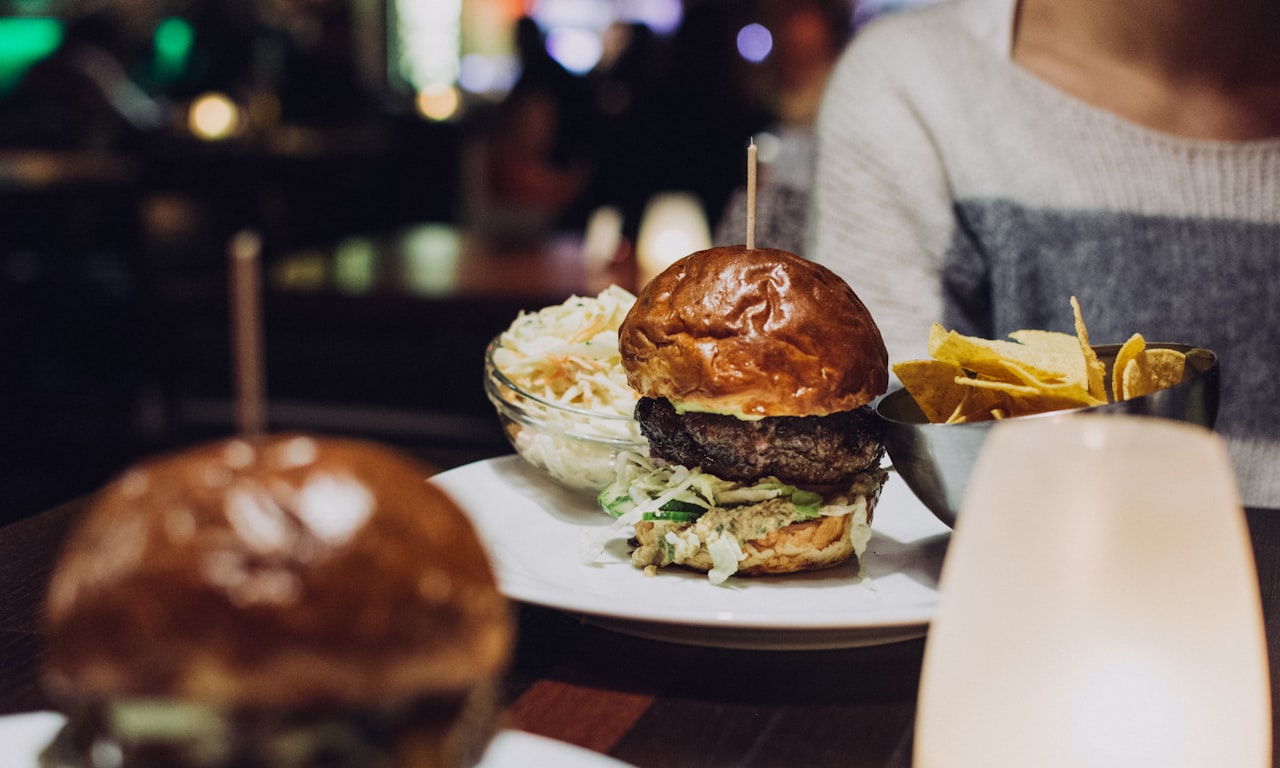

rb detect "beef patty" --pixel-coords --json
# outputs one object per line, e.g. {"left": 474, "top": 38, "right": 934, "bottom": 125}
{"left": 634, "top": 397, "right": 884, "bottom": 486}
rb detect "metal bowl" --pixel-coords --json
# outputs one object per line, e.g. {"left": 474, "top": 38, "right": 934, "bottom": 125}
{"left": 484, "top": 336, "right": 648, "bottom": 495}
{"left": 874, "top": 343, "right": 1219, "bottom": 528}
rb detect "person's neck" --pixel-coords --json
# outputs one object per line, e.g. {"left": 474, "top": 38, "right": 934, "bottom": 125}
{"left": 1012, "top": 0, "right": 1280, "bottom": 140}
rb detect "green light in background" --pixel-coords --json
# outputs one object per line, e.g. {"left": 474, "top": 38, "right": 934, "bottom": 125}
{"left": 152, "top": 16, "right": 194, "bottom": 85}
{"left": 402, "top": 224, "right": 461, "bottom": 296}
{"left": 334, "top": 237, "right": 377, "bottom": 294}
{"left": 0, "top": 17, "right": 64, "bottom": 95}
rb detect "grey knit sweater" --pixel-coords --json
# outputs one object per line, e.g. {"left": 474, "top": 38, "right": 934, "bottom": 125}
{"left": 808, "top": 0, "right": 1280, "bottom": 506}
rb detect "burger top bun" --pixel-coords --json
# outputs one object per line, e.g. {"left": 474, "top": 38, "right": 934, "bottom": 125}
{"left": 42, "top": 434, "right": 513, "bottom": 710}
{"left": 620, "top": 245, "right": 888, "bottom": 418}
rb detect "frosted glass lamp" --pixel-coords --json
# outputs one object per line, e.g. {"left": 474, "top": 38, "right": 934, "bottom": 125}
{"left": 915, "top": 415, "right": 1270, "bottom": 768}
{"left": 635, "top": 191, "right": 711, "bottom": 287}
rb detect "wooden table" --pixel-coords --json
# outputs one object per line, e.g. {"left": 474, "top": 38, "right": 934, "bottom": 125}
{"left": 2, "top": 466, "right": 1279, "bottom": 767}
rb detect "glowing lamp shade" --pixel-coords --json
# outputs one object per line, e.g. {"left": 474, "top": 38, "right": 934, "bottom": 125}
{"left": 915, "top": 415, "right": 1269, "bottom": 768}
{"left": 635, "top": 192, "right": 711, "bottom": 286}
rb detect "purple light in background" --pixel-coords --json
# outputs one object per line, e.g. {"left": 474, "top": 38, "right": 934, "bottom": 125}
{"left": 736, "top": 23, "right": 772, "bottom": 63}
{"left": 618, "top": 0, "right": 683, "bottom": 35}
{"left": 458, "top": 54, "right": 497, "bottom": 93}
{"left": 545, "top": 27, "right": 604, "bottom": 75}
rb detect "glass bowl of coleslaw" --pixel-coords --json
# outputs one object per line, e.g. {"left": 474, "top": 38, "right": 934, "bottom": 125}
{"left": 484, "top": 286, "right": 649, "bottom": 495}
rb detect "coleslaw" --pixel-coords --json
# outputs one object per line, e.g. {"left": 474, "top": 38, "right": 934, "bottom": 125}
{"left": 488, "top": 285, "right": 647, "bottom": 492}
{"left": 493, "top": 285, "right": 639, "bottom": 417}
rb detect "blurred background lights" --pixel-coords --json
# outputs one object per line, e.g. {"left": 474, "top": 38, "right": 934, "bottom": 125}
{"left": 736, "top": 22, "right": 773, "bottom": 63}
{"left": 458, "top": 53, "right": 518, "bottom": 94}
{"left": 545, "top": 26, "right": 604, "bottom": 75}
{"left": 151, "top": 17, "right": 194, "bottom": 86}
{"left": 616, "top": 0, "right": 683, "bottom": 35}
{"left": 393, "top": 0, "right": 461, "bottom": 94}
{"left": 402, "top": 223, "right": 463, "bottom": 296}
{"left": 636, "top": 191, "right": 712, "bottom": 285}
{"left": 334, "top": 237, "right": 376, "bottom": 295}
{"left": 530, "top": 0, "right": 613, "bottom": 33}
{"left": 415, "top": 84, "right": 461, "bottom": 121}
{"left": 0, "top": 17, "right": 63, "bottom": 95}
{"left": 188, "top": 92, "right": 240, "bottom": 140}
{"left": 391, "top": 0, "right": 690, "bottom": 102}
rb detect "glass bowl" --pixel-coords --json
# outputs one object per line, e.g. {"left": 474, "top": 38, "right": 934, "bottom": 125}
{"left": 874, "top": 343, "right": 1219, "bottom": 528}
{"left": 484, "top": 336, "right": 649, "bottom": 495}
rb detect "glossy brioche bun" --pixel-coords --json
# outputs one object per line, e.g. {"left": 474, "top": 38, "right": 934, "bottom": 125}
{"left": 634, "top": 513, "right": 860, "bottom": 575}
{"left": 619, "top": 245, "right": 888, "bottom": 418}
{"left": 42, "top": 434, "right": 514, "bottom": 711}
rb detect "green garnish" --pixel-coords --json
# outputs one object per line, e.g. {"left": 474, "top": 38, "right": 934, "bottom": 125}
{"left": 642, "top": 509, "right": 702, "bottom": 523}
{"left": 791, "top": 489, "right": 823, "bottom": 519}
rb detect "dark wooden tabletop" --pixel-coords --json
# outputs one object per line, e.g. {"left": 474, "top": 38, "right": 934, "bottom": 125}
{"left": 2, "top": 462, "right": 1278, "bottom": 768}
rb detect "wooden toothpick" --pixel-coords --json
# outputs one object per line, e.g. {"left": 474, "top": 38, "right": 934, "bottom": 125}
{"left": 746, "top": 139, "right": 757, "bottom": 250}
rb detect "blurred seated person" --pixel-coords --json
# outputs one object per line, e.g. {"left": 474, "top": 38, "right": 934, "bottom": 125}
{"left": 715, "top": 0, "right": 850, "bottom": 253}
{"left": 462, "top": 17, "right": 591, "bottom": 243}
{"left": 768, "top": 0, "right": 851, "bottom": 131}
{"left": 807, "top": 0, "right": 1280, "bottom": 506}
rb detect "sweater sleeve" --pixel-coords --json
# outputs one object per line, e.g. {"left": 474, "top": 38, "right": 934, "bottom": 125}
{"left": 806, "top": 20, "right": 958, "bottom": 370}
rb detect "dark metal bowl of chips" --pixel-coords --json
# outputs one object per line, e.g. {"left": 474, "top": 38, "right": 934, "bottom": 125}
{"left": 874, "top": 343, "right": 1219, "bottom": 528}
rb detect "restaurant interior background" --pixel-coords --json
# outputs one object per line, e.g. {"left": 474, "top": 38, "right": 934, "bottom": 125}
{"left": 0, "top": 0, "right": 931, "bottom": 524}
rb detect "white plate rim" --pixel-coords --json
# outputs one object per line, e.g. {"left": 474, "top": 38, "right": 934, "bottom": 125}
{"left": 430, "top": 456, "right": 950, "bottom": 646}
{"left": 0, "top": 712, "right": 633, "bottom": 768}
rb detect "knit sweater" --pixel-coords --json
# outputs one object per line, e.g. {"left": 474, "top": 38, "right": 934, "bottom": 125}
{"left": 808, "top": 0, "right": 1280, "bottom": 506}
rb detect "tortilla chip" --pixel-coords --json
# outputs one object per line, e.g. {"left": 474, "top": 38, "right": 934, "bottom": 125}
{"left": 900, "top": 302, "right": 1189, "bottom": 423}
{"left": 955, "top": 376, "right": 1103, "bottom": 416}
{"left": 893, "top": 359, "right": 971, "bottom": 423}
{"left": 1121, "top": 348, "right": 1187, "bottom": 400}
{"left": 1071, "top": 296, "right": 1107, "bottom": 401}
{"left": 1112, "top": 333, "right": 1146, "bottom": 401}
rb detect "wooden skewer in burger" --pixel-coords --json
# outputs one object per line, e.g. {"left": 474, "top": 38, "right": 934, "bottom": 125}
{"left": 599, "top": 142, "right": 890, "bottom": 583}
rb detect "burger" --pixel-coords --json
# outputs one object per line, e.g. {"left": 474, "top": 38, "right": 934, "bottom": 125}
{"left": 40, "top": 434, "right": 513, "bottom": 768}
{"left": 599, "top": 245, "right": 889, "bottom": 583}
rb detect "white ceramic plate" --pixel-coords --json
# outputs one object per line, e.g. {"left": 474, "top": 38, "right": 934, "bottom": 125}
{"left": 431, "top": 456, "right": 951, "bottom": 650}
{"left": 0, "top": 711, "right": 634, "bottom": 768}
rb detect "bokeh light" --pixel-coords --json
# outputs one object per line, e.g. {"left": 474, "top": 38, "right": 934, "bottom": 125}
{"left": 736, "top": 23, "right": 773, "bottom": 63}
{"left": 188, "top": 92, "right": 240, "bottom": 140}
{"left": 617, "top": 0, "right": 683, "bottom": 35}
{"left": 152, "top": 17, "right": 194, "bottom": 85}
{"left": 458, "top": 53, "right": 497, "bottom": 93}
{"left": 545, "top": 26, "right": 604, "bottom": 75}
{"left": 415, "top": 84, "right": 461, "bottom": 121}
{"left": 0, "top": 17, "right": 63, "bottom": 95}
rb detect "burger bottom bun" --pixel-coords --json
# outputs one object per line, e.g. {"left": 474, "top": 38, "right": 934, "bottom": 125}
{"left": 634, "top": 507, "right": 869, "bottom": 577}
{"left": 42, "top": 680, "right": 504, "bottom": 768}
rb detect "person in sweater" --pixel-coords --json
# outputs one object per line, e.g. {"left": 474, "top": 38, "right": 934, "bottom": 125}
{"left": 807, "top": 0, "right": 1280, "bottom": 506}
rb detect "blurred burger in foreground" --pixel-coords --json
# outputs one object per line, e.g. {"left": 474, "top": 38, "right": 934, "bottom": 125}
{"left": 599, "top": 245, "right": 889, "bottom": 583}
{"left": 41, "top": 434, "right": 513, "bottom": 768}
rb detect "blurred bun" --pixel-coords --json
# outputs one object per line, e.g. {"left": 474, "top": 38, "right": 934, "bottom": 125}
{"left": 619, "top": 245, "right": 888, "bottom": 418}
{"left": 42, "top": 434, "right": 513, "bottom": 711}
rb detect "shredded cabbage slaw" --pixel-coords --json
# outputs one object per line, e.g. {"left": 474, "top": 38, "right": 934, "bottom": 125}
{"left": 588, "top": 451, "right": 874, "bottom": 584}
{"left": 491, "top": 286, "right": 646, "bottom": 491}
{"left": 494, "top": 285, "right": 639, "bottom": 418}
{"left": 597, "top": 451, "right": 825, "bottom": 522}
